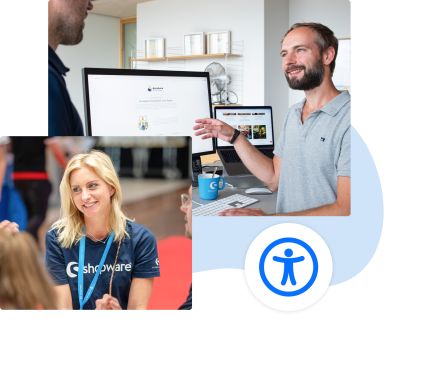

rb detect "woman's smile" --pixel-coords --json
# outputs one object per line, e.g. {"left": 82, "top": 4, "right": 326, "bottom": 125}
{"left": 82, "top": 201, "right": 98, "bottom": 210}
{"left": 70, "top": 166, "right": 114, "bottom": 219}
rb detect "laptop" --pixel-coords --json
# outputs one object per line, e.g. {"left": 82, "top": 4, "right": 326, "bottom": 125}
{"left": 214, "top": 106, "right": 275, "bottom": 176}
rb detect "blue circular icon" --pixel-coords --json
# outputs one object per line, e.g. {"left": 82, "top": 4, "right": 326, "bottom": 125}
{"left": 259, "top": 237, "right": 318, "bottom": 297}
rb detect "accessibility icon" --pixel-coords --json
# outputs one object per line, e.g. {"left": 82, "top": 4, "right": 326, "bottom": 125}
{"left": 259, "top": 237, "right": 318, "bottom": 297}
{"left": 273, "top": 247, "right": 306, "bottom": 286}
{"left": 245, "top": 223, "right": 333, "bottom": 311}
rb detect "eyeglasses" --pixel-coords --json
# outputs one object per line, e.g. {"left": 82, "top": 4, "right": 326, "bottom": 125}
{"left": 180, "top": 193, "right": 191, "bottom": 207}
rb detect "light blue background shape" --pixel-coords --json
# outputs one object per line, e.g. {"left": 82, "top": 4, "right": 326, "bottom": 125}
{"left": 193, "top": 128, "right": 383, "bottom": 285}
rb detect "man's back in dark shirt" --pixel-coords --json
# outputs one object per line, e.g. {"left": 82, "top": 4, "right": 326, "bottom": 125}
{"left": 178, "top": 285, "right": 192, "bottom": 310}
{"left": 48, "top": 46, "right": 84, "bottom": 136}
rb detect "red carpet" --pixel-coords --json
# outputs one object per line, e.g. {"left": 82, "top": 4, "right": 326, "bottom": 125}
{"left": 147, "top": 236, "right": 192, "bottom": 310}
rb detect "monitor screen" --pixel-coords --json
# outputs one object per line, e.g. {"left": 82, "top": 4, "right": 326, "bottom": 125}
{"left": 83, "top": 68, "right": 214, "bottom": 155}
{"left": 214, "top": 106, "right": 274, "bottom": 148}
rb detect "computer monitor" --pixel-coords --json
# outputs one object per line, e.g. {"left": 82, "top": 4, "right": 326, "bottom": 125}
{"left": 191, "top": 135, "right": 215, "bottom": 156}
{"left": 82, "top": 68, "right": 215, "bottom": 154}
{"left": 214, "top": 106, "right": 274, "bottom": 149}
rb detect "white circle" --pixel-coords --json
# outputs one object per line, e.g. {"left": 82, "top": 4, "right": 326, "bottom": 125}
{"left": 66, "top": 261, "right": 78, "bottom": 278}
{"left": 244, "top": 223, "right": 333, "bottom": 311}
{"left": 209, "top": 182, "right": 218, "bottom": 190}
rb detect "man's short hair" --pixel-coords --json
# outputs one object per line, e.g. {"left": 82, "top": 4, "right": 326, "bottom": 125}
{"left": 283, "top": 22, "right": 338, "bottom": 75}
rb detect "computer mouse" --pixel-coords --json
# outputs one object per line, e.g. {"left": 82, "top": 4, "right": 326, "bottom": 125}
{"left": 244, "top": 187, "right": 273, "bottom": 195}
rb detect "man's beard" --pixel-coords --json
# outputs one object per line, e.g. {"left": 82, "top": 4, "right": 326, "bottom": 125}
{"left": 57, "top": 17, "right": 85, "bottom": 46}
{"left": 285, "top": 58, "right": 324, "bottom": 91}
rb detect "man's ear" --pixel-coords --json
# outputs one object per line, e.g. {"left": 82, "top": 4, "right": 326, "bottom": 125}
{"left": 323, "top": 46, "right": 336, "bottom": 68}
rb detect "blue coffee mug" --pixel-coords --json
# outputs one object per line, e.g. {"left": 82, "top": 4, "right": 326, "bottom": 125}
{"left": 198, "top": 174, "right": 226, "bottom": 200}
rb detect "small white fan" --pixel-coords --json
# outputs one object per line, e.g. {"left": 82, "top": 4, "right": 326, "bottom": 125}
{"left": 204, "top": 62, "right": 231, "bottom": 104}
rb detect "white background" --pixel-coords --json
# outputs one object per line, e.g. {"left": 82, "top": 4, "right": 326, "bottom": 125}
{"left": 1, "top": 0, "right": 430, "bottom": 388}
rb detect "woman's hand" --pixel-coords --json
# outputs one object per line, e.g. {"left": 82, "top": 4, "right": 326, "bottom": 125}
{"left": 95, "top": 294, "right": 122, "bottom": 310}
{"left": 0, "top": 220, "right": 19, "bottom": 233}
{"left": 193, "top": 118, "right": 235, "bottom": 143}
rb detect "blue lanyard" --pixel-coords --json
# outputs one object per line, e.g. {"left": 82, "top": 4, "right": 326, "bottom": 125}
{"left": 78, "top": 232, "right": 114, "bottom": 310}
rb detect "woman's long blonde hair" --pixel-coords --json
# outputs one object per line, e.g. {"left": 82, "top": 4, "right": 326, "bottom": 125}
{"left": 52, "top": 150, "right": 130, "bottom": 248}
{"left": 0, "top": 230, "right": 57, "bottom": 309}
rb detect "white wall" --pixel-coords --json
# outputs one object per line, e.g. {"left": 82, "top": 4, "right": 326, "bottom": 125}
{"left": 136, "top": 0, "right": 349, "bottom": 139}
{"left": 57, "top": 13, "right": 120, "bottom": 125}
{"left": 263, "top": 0, "right": 350, "bottom": 138}
{"left": 54, "top": 1, "right": 349, "bottom": 138}
{"left": 289, "top": 0, "right": 350, "bottom": 36}
{"left": 287, "top": 0, "right": 351, "bottom": 106}
{"left": 136, "top": 0, "right": 265, "bottom": 106}
{"left": 264, "top": 0, "right": 289, "bottom": 137}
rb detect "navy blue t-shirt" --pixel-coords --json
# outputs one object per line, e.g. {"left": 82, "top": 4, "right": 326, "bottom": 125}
{"left": 48, "top": 46, "right": 84, "bottom": 136}
{"left": 45, "top": 221, "right": 160, "bottom": 309}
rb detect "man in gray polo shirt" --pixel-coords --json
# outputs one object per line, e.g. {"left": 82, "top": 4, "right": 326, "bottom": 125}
{"left": 194, "top": 22, "right": 350, "bottom": 216}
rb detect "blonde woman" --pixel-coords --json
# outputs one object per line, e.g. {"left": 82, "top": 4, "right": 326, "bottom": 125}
{"left": 0, "top": 229, "right": 57, "bottom": 309}
{"left": 45, "top": 150, "right": 160, "bottom": 310}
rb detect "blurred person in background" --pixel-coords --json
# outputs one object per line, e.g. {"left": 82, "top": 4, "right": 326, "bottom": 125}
{"left": 0, "top": 137, "right": 8, "bottom": 198}
{"left": 10, "top": 137, "right": 67, "bottom": 244}
{"left": 46, "top": 150, "right": 160, "bottom": 310}
{"left": 178, "top": 186, "right": 192, "bottom": 310}
{"left": 1, "top": 137, "right": 28, "bottom": 228}
{"left": 0, "top": 229, "right": 57, "bottom": 309}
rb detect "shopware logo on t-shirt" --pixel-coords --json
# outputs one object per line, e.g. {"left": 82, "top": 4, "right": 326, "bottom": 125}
{"left": 66, "top": 261, "right": 132, "bottom": 278}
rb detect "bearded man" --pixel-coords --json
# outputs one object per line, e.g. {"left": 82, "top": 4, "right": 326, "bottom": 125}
{"left": 194, "top": 23, "right": 350, "bottom": 216}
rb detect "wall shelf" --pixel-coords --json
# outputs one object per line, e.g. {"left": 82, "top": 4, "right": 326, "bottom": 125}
{"left": 131, "top": 53, "right": 241, "bottom": 63}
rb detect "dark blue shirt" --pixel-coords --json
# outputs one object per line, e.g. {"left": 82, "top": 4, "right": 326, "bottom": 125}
{"left": 178, "top": 285, "right": 192, "bottom": 310}
{"left": 45, "top": 221, "right": 160, "bottom": 309}
{"left": 48, "top": 46, "right": 84, "bottom": 136}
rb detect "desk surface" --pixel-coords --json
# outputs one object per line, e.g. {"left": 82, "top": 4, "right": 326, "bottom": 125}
{"left": 192, "top": 181, "right": 277, "bottom": 214}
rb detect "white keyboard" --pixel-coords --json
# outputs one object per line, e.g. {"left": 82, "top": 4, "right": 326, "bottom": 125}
{"left": 193, "top": 194, "right": 259, "bottom": 216}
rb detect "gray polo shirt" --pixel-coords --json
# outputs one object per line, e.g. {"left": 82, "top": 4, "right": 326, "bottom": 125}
{"left": 273, "top": 91, "right": 351, "bottom": 213}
